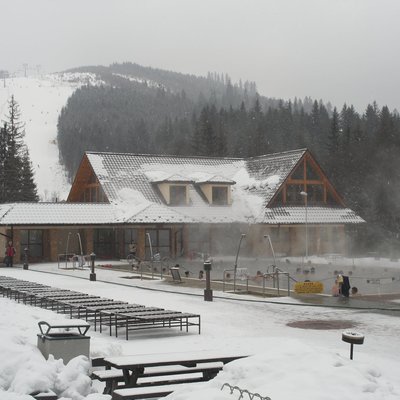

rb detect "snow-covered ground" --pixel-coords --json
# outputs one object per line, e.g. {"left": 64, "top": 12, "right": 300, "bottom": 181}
{"left": 0, "top": 73, "right": 101, "bottom": 201}
{"left": 0, "top": 263, "right": 399, "bottom": 399}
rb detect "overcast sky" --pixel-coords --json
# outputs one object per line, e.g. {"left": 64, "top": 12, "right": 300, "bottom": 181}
{"left": 1, "top": 0, "right": 399, "bottom": 112}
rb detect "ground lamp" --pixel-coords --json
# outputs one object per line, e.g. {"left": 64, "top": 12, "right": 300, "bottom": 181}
{"left": 90, "top": 252, "right": 96, "bottom": 281}
{"left": 203, "top": 259, "right": 213, "bottom": 301}
{"left": 342, "top": 331, "right": 365, "bottom": 360}
{"left": 233, "top": 234, "right": 246, "bottom": 293}
{"left": 300, "top": 191, "right": 308, "bottom": 262}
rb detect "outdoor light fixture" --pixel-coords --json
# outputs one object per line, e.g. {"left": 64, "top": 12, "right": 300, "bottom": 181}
{"left": 233, "top": 234, "right": 246, "bottom": 293}
{"left": 263, "top": 234, "right": 277, "bottom": 268}
{"left": 300, "top": 191, "right": 308, "bottom": 261}
{"left": 90, "top": 252, "right": 96, "bottom": 281}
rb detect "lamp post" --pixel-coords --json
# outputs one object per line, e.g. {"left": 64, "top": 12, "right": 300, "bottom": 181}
{"left": 300, "top": 191, "right": 308, "bottom": 262}
{"left": 23, "top": 247, "right": 29, "bottom": 270}
{"left": 90, "top": 252, "right": 96, "bottom": 281}
{"left": 263, "top": 234, "right": 277, "bottom": 269}
{"left": 233, "top": 234, "right": 246, "bottom": 293}
{"left": 203, "top": 259, "right": 213, "bottom": 301}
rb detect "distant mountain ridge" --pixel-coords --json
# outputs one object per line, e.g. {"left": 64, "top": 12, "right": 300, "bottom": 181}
{"left": 57, "top": 62, "right": 322, "bottom": 178}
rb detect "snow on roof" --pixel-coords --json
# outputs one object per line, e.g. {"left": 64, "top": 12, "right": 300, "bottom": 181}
{"left": 84, "top": 150, "right": 305, "bottom": 221}
{"left": 0, "top": 203, "right": 117, "bottom": 225}
{"left": 0, "top": 149, "right": 365, "bottom": 226}
{"left": 264, "top": 207, "right": 365, "bottom": 224}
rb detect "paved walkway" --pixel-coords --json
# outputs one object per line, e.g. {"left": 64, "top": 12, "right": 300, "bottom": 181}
{"left": 3, "top": 263, "right": 400, "bottom": 313}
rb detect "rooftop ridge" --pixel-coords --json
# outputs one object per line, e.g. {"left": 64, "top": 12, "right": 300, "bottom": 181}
{"left": 246, "top": 148, "right": 307, "bottom": 161}
{"left": 85, "top": 151, "right": 243, "bottom": 161}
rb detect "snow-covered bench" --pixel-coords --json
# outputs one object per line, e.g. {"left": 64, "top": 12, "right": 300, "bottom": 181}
{"left": 91, "top": 361, "right": 224, "bottom": 395}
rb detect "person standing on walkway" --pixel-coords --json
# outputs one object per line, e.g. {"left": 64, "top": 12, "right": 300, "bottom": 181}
{"left": 5, "top": 241, "right": 16, "bottom": 268}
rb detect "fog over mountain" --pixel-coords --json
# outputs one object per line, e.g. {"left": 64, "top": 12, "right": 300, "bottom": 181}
{"left": 1, "top": 0, "right": 400, "bottom": 112}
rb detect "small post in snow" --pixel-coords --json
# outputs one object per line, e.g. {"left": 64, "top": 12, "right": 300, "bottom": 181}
{"left": 203, "top": 259, "right": 213, "bottom": 301}
{"left": 90, "top": 253, "right": 96, "bottom": 281}
{"left": 342, "top": 331, "right": 364, "bottom": 360}
{"left": 23, "top": 247, "right": 29, "bottom": 270}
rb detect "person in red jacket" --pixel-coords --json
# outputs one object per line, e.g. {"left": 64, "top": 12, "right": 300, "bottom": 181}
{"left": 5, "top": 241, "right": 16, "bottom": 268}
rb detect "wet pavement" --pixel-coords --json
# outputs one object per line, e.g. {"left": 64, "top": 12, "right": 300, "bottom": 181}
{"left": 291, "top": 292, "right": 400, "bottom": 312}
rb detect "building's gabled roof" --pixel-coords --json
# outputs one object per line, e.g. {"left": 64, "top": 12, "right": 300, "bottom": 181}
{"left": 245, "top": 149, "right": 307, "bottom": 206}
{"left": 0, "top": 149, "right": 365, "bottom": 227}
{"left": 71, "top": 148, "right": 364, "bottom": 225}
{"left": 86, "top": 152, "right": 245, "bottom": 204}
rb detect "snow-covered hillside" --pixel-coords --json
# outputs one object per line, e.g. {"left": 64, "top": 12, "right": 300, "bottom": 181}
{"left": 0, "top": 73, "right": 102, "bottom": 201}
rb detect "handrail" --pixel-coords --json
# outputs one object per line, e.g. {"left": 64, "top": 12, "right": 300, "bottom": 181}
{"left": 221, "top": 383, "right": 271, "bottom": 400}
{"left": 273, "top": 267, "right": 298, "bottom": 283}
{"left": 262, "top": 268, "right": 292, "bottom": 297}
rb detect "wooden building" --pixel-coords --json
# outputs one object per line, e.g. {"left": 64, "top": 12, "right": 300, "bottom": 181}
{"left": 0, "top": 149, "right": 364, "bottom": 263}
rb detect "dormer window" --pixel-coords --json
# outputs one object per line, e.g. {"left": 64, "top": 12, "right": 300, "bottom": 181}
{"left": 194, "top": 175, "right": 235, "bottom": 206}
{"left": 212, "top": 186, "right": 228, "bottom": 205}
{"left": 169, "top": 185, "right": 187, "bottom": 206}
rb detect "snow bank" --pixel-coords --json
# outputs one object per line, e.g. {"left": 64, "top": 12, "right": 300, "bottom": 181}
{"left": 169, "top": 339, "right": 400, "bottom": 400}
{"left": 0, "top": 299, "right": 109, "bottom": 400}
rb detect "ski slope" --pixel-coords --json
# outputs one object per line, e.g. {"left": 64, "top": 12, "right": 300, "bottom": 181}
{"left": 0, "top": 73, "right": 100, "bottom": 201}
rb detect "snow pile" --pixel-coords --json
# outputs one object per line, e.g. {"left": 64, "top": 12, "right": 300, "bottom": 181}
{"left": 169, "top": 339, "right": 400, "bottom": 400}
{"left": 0, "top": 299, "right": 109, "bottom": 400}
{"left": 144, "top": 170, "right": 180, "bottom": 182}
{"left": 234, "top": 168, "right": 281, "bottom": 192}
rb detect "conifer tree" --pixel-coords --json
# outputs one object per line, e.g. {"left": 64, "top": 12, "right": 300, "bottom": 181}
{"left": 20, "top": 149, "right": 38, "bottom": 201}
{"left": 0, "top": 123, "right": 7, "bottom": 203}
{"left": 1, "top": 96, "right": 38, "bottom": 202}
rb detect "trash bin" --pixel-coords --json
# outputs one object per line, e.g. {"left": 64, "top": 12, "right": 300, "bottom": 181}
{"left": 37, "top": 320, "right": 90, "bottom": 364}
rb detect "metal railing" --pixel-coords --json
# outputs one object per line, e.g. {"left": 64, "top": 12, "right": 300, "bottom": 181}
{"left": 223, "top": 268, "right": 249, "bottom": 293}
{"left": 221, "top": 383, "right": 271, "bottom": 400}
{"left": 223, "top": 266, "right": 295, "bottom": 297}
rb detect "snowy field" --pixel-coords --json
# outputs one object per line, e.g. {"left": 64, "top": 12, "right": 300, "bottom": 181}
{"left": 0, "top": 73, "right": 100, "bottom": 201}
{"left": 0, "top": 263, "right": 399, "bottom": 400}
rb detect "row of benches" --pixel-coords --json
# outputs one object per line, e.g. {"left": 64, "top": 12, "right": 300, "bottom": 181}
{"left": 0, "top": 276, "right": 201, "bottom": 339}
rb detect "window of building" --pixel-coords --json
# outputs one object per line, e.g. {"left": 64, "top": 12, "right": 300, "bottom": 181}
{"left": 290, "top": 162, "right": 304, "bottom": 180}
{"left": 94, "top": 229, "right": 115, "bottom": 259}
{"left": 306, "top": 161, "right": 322, "bottom": 181}
{"left": 212, "top": 186, "right": 228, "bottom": 205}
{"left": 307, "top": 184, "right": 324, "bottom": 205}
{"left": 169, "top": 185, "right": 187, "bottom": 205}
{"left": 20, "top": 229, "right": 43, "bottom": 258}
{"left": 286, "top": 184, "right": 304, "bottom": 205}
{"left": 326, "top": 190, "right": 339, "bottom": 205}
{"left": 273, "top": 190, "right": 284, "bottom": 206}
